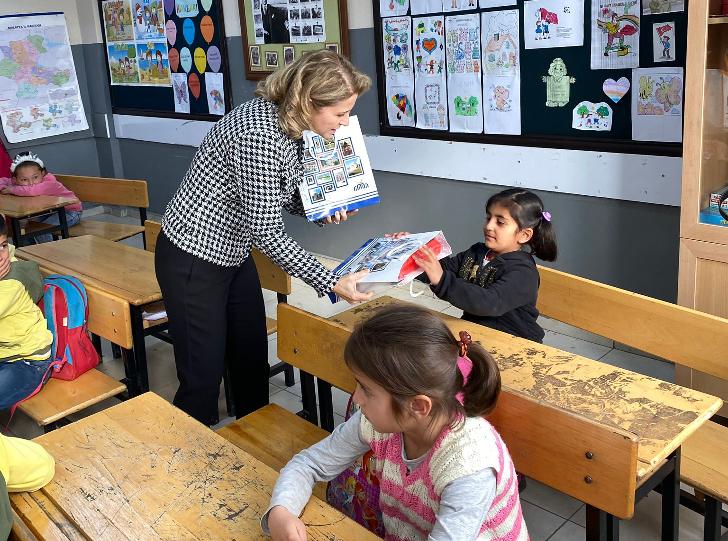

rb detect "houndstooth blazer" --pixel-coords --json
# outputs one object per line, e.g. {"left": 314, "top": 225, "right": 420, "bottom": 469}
{"left": 162, "top": 98, "right": 337, "bottom": 295}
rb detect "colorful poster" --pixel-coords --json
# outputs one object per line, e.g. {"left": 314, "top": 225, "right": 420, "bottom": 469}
{"left": 591, "top": 0, "right": 640, "bottom": 69}
{"left": 133, "top": 0, "right": 166, "bottom": 40}
{"left": 523, "top": 0, "right": 584, "bottom": 49}
{"left": 445, "top": 14, "right": 483, "bottom": 133}
{"left": 107, "top": 42, "right": 141, "bottom": 84}
{"left": 136, "top": 41, "right": 171, "bottom": 85}
{"left": 172, "top": 72, "right": 190, "bottom": 113}
{"left": 102, "top": 0, "right": 134, "bottom": 42}
{"left": 413, "top": 16, "right": 448, "bottom": 130}
{"left": 205, "top": 72, "right": 225, "bottom": 115}
{"left": 411, "top": 0, "right": 444, "bottom": 14}
{"left": 571, "top": 101, "right": 613, "bottom": 130}
{"left": 253, "top": 0, "right": 326, "bottom": 45}
{"left": 0, "top": 13, "right": 89, "bottom": 142}
{"left": 480, "top": 0, "right": 517, "bottom": 7}
{"left": 175, "top": 0, "right": 199, "bottom": 18}
{"left": 444, "top": 0, "right": 479, "bottom": 11}
{"left": 653, "top": 22, "right": 675, "bottom": 62}
{"left": 482, "top": 9, "right": 521, "bottom": 134}
{"left": 381, "top": 0, "right": 410, "bottom": 17}
{"left": 383, "top": 16, "right": 415, "bottom": 127}
{"left": 632, "top": 67, "right": 683, "bottom": 142}
{"left": 642, "top": 0, "right": 683, "bottom": 14}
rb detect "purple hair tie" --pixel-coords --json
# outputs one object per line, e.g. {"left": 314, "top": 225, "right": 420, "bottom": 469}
{"left": 542, "top": 211, "right": 552, "bottom": 222}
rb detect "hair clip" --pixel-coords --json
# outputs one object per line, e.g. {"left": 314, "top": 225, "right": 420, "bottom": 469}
{"left": 541, "top": 211, "right": 552, "bottom": 222}
{"left": 457, "top": 330, "right": 472, "bottom": 357}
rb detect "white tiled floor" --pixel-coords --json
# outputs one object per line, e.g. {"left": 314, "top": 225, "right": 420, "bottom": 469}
{"left": 4, "top": 212, "right": 726, "bottom": 540}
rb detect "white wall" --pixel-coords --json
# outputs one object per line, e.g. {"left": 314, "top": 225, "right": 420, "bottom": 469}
{"left": 0, "top": 1, "right": 86, "bottom": 44}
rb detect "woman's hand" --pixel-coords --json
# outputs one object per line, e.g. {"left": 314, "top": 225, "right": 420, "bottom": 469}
{"left": 324, "top": 209, "right": 357, "bottom": 225}
{"left": 268, "top": 506, "right": 307, "bottom": 541}
{"left": 332, "top": 269, "right": 373, "bottom": 304}
{"left": 384, "top": 231, "right": 410, "bottom": 239}
{"left": 412, "top": 245, "right": 443, "bottom": 286}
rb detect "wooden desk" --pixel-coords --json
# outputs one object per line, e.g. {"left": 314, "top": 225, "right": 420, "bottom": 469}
{"left": 0, "top": 194, "right": 78, "bottom": 246}
{"left": 306, "top": 296, "right": 722, "bottom": 539}
{"left": 10, "top": 393, "right": 377, "bottom": 541}
{"left": 17, "top": 235, "right": 162, "bottom": 395}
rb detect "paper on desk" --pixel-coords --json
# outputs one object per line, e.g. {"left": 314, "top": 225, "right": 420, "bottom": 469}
{"left": 142, "top": 310, "right": 167, "bottom": 321}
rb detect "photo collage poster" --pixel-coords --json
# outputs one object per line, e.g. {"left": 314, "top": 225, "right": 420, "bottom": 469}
{"left": 251, "top": 0, "right": 326, "bottom": 45}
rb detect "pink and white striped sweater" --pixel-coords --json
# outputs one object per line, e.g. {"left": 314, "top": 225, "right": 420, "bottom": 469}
{"left": 360, "top": 414, "right": 529, "bottom": 541}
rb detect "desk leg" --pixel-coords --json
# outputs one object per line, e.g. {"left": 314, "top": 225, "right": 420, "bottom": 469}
{"left": 9, "top": 218, "right": 23, "bottom": 247}
{"left": 298, "top": 371, "right": 318, "bottom": 426}
{"left": 58, "top": 208, "right": 69, "bottom": 239}
{"left": 316, "top": 380, "right": 334, "bottom": 432}
{"left": 130, "top": 305, "right": 150, "bottom": 394}
{"left": 661, "top": 448, "right": 680, "bottom": 541}
{"left": 586, "top": 505, "right": 619, "bottom": 541}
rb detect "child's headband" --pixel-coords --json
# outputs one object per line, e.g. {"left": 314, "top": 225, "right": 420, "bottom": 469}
{"left": 10, "top": 152, "right": 44, "bottom": 174}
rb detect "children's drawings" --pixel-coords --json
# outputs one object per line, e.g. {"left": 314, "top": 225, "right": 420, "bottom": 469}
{"left": 411, "top": 0, "right": 444, "bottom": 14}
{"left": 172, "top": 72, "right": 189, "bottom": 113}
{"left": 631, "top": 67, "right": 683, "bottom": 141}
{"left": 653, "top": 22, "right": 675, "bottom": 63}
{"left": 542, "top": 58, "right": 574, "bottom": 107}
{"left": 205, "top": 72, "right": 225, "bottom": 115}
{"left": 446, "top": 13, "right": 483, "bottom": 133}
{"left": 133, "top": 0, "right": 166, "bottom": 41}
{"left": 414, "top": 16, "right": 448, "bottom": 130}
{"left": 381, "top": 0, "right": 410, "bottom": 17}
{"left": 572, "top": 101, "right": 613, "bottom": 131}
{"left": 102, "top": 0, "right": 134, "bottom": 42}
{"left": 602, "top": 77, "right": 630, "bottom": 102}
{"left": 642, "top": 0, "right": 683, "bottom": 15}
{"left": 591, "top": 0, "right": 640, "bottom": 69}
{"left": 482, "top": 9, "right": 520, "bottom": 134}
{"left": 444, "top": 0, "right": 478, "bottom": 11}
{"left": 480, "top": 0, "right": 517, "bottom": 7}
{"left": 107, "top": 42, "right": 140, "bottom": 85}
{"left": 523, "top": 0, "right": 584, "bottom": 49}
{"left": 136, "top": 41, "right": 171, "bottom": 85}
{"left": 383, "top": 16, "right": 415, "bottom": 127}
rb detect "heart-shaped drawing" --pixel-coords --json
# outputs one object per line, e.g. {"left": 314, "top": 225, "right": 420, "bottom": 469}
{"left": 422, "top": 38, "right": 437, "bottom": 54}
{"left": 603, "top": 77, "right": 630, "bottom": 103}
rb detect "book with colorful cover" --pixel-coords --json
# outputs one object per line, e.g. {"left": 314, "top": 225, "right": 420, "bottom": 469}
{"left": 299, "top": 116, "right": 379, "bottom": 221}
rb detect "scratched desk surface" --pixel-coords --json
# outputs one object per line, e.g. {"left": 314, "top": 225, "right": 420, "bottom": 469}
{"left": 330, "top": 296, "right": 722, "bottom": 479}
{"left": 11, "top": 393, "right": 378, "bottom": 541}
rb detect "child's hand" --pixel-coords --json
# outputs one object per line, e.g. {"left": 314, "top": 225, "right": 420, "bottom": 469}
{"left": 0, "top": 252, "right": 9, "bottom": 279}
{"left": 412, "top": 245, "right": 444, "bottom": 286}
{"left": 268, "top": 506, "right": 307, "bottom": 541}
{"left": 385, "top": 231, "right": 410, "bottom": 239}
{"left": 0, "top": 187, "right": 11, "bottom": 194}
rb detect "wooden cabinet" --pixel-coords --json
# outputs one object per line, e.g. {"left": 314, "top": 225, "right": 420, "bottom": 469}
{"left": 677, "top": 0, "right": 728, "bottom": 416}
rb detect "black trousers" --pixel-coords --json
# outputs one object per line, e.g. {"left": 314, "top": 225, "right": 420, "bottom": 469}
{"left": 155, "top": 232, "right": 269, "bottom": 425}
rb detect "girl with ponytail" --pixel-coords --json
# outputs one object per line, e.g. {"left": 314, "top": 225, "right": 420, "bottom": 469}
{"left": 264, "top": 305, "right": 528, "bottom": 541}
{"left": 405, "top": 187, "right": 558, "bottom": 343}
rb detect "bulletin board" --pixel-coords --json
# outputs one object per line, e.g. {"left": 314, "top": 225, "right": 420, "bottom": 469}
{"left": 374, "top": 1, "right": 687, "bottom": 156}
{"left": 99, "top": 0, "right": 232, "bottom": 120}
{"left": 238, "top": 0, "right": 350, "bottom": 80}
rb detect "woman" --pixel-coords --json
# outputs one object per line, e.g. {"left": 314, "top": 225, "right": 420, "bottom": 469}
{"left": 156, "top": 51, "right": 372, "bottom": 426}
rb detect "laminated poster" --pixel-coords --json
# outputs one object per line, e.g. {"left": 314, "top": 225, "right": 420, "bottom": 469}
{"left": 413, "top": 16, "right": 448, "bottom": 130}
{"left": 205, "top": 72, "right": 225, "bottom": 115}
{"left": 446, "top": 13, "right": 483, "bottom": 133}
{"left": 172, "top": 72, "right": 190, "bottom": 113}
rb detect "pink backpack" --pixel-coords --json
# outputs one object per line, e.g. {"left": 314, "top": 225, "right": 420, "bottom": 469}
{"left": 39, "top": 275, "right": 100, "bottom": 380}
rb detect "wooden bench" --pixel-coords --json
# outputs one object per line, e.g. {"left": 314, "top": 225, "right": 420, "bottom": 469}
{"left": 536, "top": 264, "right": 728, "bottom": 539}
{"left": 144, "top": 221, "right": 296, "bottom": 405}
{"left": 29, "top": 175, "right": 149, "bottom": 245}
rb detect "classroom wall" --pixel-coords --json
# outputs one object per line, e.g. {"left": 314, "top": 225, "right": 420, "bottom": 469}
{"left": 1, "top": 0, "right": 681, "bottom": 301}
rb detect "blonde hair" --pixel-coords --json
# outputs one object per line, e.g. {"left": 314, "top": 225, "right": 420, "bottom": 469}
{"left": 255, "top": 50, "right": 371, "bottom": 139}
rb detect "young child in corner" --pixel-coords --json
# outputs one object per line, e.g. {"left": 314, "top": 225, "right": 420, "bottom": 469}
{"left": 407, "top": 187, "right": 558, "bottom": 343}
{"left": 0, "top": 216, "right": 55, "bottom": 410}
{"left": 0, "top": 151, "right": 82, "bottom": 243}
{"left": 264, "top": 305, "right": 528, "bottom": 541}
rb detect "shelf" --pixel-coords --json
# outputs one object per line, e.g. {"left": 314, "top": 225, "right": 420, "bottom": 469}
{"left": 708, "top": 15, "right": 728, "bottom": 23}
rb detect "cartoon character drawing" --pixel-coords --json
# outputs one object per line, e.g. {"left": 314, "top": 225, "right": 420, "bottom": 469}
{"left": 661, "top": 34, "right": 671, "bottom": 59}
{"left": 453, "top": 95, "right": 479, "bottom": 116}
{"left": 492, "top": 85, "right": 510, "bottom": 111}
{"left": 655, "top": 76, "right": 681, "bottom": 112}
{"left": 535, "top": 8, "right": 557, "bottom": 40}
{"left": 542, "top": 58, "right": 575, "bottom": 107}
{"left": 638, "top": 75, "right": 654, "bottom": 100}
{"left": 597, "top": 7, "right": 639, "bottom": 57}
{"left": 155, "top": 50, "right": 165, "bottom": 75}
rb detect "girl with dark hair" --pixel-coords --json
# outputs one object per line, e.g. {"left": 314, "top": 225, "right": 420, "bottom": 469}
{"left": 264, "top": 305, "right": 528, "bottom": 541}
{"left": 406, "top": 187, "right": 558, "bottom": 343}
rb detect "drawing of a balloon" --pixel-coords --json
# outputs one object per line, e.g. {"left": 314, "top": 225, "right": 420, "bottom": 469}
{"left": 180, "top": 47, "right": 192, "bottom": 72}
{"left": 188, "top": 72, "right": 201, "bottom": 99}
{"left": 200, "top": 15, "right": 214, "bottom": 43}
{"left": 165, "top": 20, "right": 177, "bottom": 46}
{"left": 168, "top": 48, "right": 180, "bottom": 71}
{"left": 194, "top": 47, "right": 207, "bottom": 73}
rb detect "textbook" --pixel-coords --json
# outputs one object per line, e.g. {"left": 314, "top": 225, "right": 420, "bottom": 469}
{"left": 299, "top": 116, "right": 380, "bottom": 221}
{"left": 328, "top": 231, "right": 452, "bottom": 303}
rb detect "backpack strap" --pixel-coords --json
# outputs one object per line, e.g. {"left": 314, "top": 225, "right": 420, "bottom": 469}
{"left": 3, "top": 361, "right": 57, "bottom": 432}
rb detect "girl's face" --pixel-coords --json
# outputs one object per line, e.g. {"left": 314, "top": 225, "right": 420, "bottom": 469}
{"left": 483, "top": 202, "right": 533, "bottom": 255}
{"left": 13, "top": 164, "right": 44, "bottom": 186}
{"left": 351, "top": 369, "right": 400, "bottom": 434}
{"left": 309, "top": 93, "right": 358, "bottom": 140}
